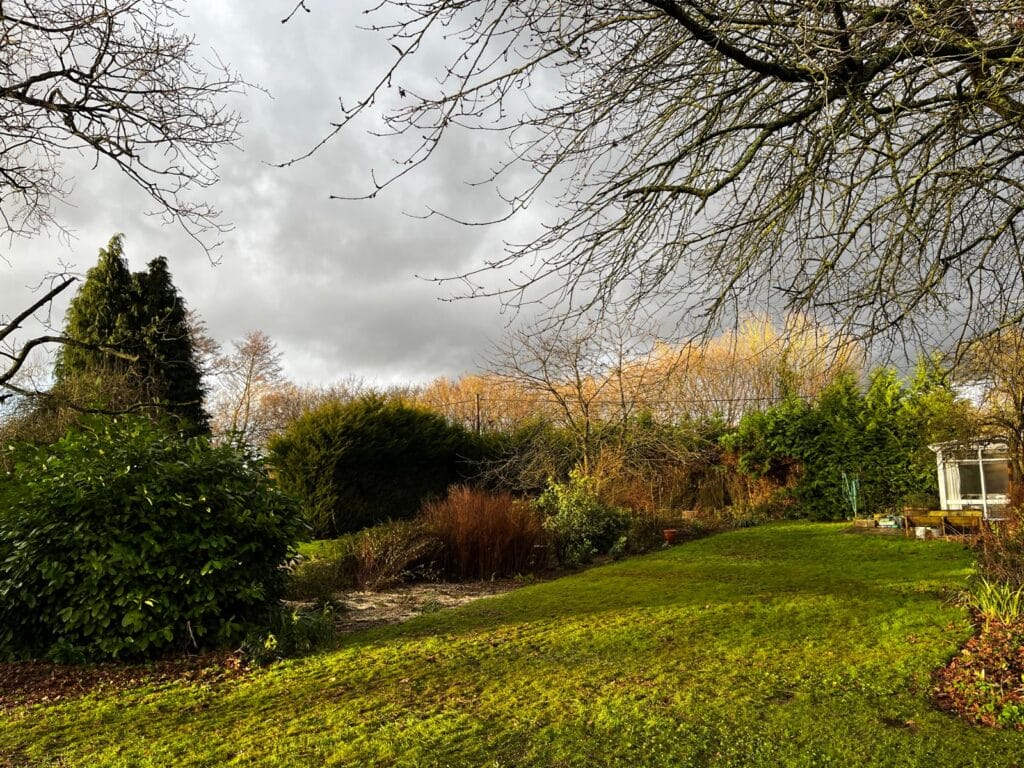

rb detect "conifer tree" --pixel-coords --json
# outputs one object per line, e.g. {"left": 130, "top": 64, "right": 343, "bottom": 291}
{"left": 55, "top": 235, "right": 210, "bottom": 434}
{"left": 54, "top": 235, "right": 135, "bottom": 381}
{"left": 133, "top": 256, "right": 210, "bottom": 433}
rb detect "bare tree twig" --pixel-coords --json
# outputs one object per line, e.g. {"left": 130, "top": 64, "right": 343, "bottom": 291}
{"left": 290, "top": 1, "right": 1024, "bottom": 349}
{"left": 0, "top": 1, "right": 245, "bottom": 253}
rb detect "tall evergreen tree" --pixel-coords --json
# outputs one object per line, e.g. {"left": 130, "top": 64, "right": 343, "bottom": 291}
{"left": 54, "top": 235, "right": 135, "bottom": 381}
{"left": 132, "top": 256, "right": 209, "bottom": 433}
{"left": 55, "top": 234, "right": 210, "bottom": 434}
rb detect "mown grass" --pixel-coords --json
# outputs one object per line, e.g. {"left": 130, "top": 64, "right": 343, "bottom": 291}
{"left": 4, "top": 523, "right": 1024, "bottom": 767}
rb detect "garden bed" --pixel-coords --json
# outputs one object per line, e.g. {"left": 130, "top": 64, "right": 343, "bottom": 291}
{"left": 0, "top": 651, "right": 247, "bottom": 711}
{"left": 327, "top": 579, "right": 530, "bottom": 635}
{"left": 1, "top": 580, "right": 532, "bottom": 712}
{"left": 934, "top": 614, "right": 1024, "bottom": 729}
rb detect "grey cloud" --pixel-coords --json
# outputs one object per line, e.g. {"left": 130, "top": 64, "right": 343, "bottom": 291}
{"left": 2, "top": 2, "right": 543, "bottom": 387}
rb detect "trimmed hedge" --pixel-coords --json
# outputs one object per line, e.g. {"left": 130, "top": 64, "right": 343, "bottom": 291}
{"left": 267, "top": 396, "right": 474, "bottom": 537}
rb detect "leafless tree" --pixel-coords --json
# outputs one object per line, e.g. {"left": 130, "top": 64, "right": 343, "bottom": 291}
{"left": 482, "top": 311, "right": 722, "bottom": 508}
{"left": 1, "top": 1, "right": 244, "bottom": 249}
{"left": 487, "top": 315, "right": 656, "bottom": 474}
{"left": 956, "top": 326, "right": 1024, "bottom": 506}
{"left": 208, "top": 330, "right": 286, "bottom": 448}
{"left": 294, "top": 1, "right": 1024, "bottom": 349}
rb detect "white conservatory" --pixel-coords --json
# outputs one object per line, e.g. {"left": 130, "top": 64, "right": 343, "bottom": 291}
{"left": 929, "top": 438, "right": 1011, "bottom": 520}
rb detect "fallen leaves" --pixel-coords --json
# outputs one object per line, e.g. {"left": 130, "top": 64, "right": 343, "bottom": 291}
{"left": 933, "top": 614, "right": 1024, "bottom": 729}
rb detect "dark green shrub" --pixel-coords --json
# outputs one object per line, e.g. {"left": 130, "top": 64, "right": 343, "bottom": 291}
{"left": 536, "top": 470, "right": 629, "bottom": 567}
{"left": 722, "top": 365, "right": 967, "bottom": 520}
{"left": 267, "top": 395, "right": 474, "bottom": 536}
{"left": 0, "top": 416, "right": 304, "bottom": 661}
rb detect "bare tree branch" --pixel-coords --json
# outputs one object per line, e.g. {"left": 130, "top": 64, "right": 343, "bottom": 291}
{"left": 293, "top": 1, "right": 1024, "bottom": 349}
{"left": 0, "top": 1, "right": 245, "bottom": 252}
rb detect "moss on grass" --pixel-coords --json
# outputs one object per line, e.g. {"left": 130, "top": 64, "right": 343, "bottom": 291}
{"left": 3, "top": 523, "right": 1023, "bottom": 766}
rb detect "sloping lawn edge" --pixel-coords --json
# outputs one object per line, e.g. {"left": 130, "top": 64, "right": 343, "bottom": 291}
{"left": 3, "top": 523, "right": 1023, "bottom": 767}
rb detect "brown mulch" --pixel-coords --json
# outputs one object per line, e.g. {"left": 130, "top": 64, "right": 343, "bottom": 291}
{"left": 933, "top": 615, "right": 1024, "bottom": 729}
{"left": 0, "top": 650, "right": 249, "bottom": 712}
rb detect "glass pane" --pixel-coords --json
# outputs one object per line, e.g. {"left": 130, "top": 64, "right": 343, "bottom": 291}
{"left": 958, "top": 464, "right": 982, "bottom": 497}
{"left": 983, "top": 461, "right": 1010, "bottom": 495}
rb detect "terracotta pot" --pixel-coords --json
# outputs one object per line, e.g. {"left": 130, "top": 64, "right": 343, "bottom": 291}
{"left": 663, "top": 528, "right": 678, "bottom": 545}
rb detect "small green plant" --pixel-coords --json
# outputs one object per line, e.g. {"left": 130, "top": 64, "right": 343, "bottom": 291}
{"left": 241, "top": 604, "right": 338, "bottom": 666}
{"left": 962, "top": 577, "right": 1024, "bottom": 628}
{"left": 418, "top": 599, "right": 443, "bottom": 615}
{"left": 535, "top": 469, "right": 629, "bottom": 567}
{"left": 608, "top": 535, "right": 629, "bottom": 560}
{"left": 287, "top": 522, "right": 444, "bottom": 596}
{"left": 285, "top": 550, "right": 358, "bottom": 602}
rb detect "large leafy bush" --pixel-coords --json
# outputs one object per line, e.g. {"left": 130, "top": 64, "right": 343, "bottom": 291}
{"left": 0, "top": 416, "right": 303, "bottom": 661}
{"left": 536, "top": 469, "right": 629, "bottom": 566}
{"left": 267, "top": 395, "right": 474, "bottom": 536}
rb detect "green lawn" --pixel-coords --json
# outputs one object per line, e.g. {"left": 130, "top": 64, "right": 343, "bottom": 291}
{"left": 4, "top": 523, "right": 1023, "bottom": 767}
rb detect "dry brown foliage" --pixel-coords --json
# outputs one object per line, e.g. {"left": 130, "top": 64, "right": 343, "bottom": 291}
{"left": 421, "top": 486, "right": 548, "bottom": 580}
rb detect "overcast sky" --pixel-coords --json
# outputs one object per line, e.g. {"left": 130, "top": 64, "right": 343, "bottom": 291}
{"left": 2, "top": 2, "right": 547, "bottom": 386}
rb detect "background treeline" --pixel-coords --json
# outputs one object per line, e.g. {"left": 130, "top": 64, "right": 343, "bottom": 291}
{"left": 0, "top": 235, "right": 1000, "bottom": 663}
{"left": 227, "top": 316, "right": 975, "bottom": 537}
{"left": 2, "top": 255, "right": 977, "bottom": 541}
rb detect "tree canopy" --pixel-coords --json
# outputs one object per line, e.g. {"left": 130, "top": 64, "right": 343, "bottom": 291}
{"left": 310, "top": 1, "right": 1024, "bottom": 346}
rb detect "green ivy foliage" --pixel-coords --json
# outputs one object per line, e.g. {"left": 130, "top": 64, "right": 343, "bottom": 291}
{"left": 0, "top": 416, "right": 304, "bottom": 661}
{"left": 267, "top": 396, "right": 474, "bottom": 537}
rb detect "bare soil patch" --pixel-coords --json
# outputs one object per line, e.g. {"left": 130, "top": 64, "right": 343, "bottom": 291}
{"left": 331, "top": 579, "right": 527, "bottom": 634}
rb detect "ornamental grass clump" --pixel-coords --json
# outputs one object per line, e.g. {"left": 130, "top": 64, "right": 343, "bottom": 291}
{"left": 421, "top": 486, "right": 547, "bottom": 580}
{"left": 962, "top": 578, "right": 1024, "bottom": 628}
{"left": 0, "top": 415, "right": 305, "bottom": 661}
